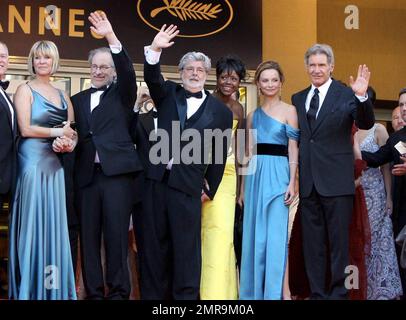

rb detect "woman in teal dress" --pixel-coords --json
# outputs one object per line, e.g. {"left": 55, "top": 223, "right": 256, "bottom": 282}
{"left": 9, "top": 40, "right": 77, "bottom": 300}
{"left": 240, "top": 61, "right": 299, "bottom": 300}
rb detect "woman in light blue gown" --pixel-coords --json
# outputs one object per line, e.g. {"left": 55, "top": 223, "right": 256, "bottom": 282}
{"left": 240, "top": 61, "right": 299, "bottom": 300}
{"left": 9, "top": 40, "right": 77, "bottom": 300}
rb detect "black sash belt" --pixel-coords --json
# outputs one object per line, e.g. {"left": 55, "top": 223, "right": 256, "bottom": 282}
{"left": 254, "top": 143, "right": 288, "bottom": 157}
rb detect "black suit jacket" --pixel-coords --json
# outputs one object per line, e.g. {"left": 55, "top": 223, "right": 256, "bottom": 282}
{"left": 362, "top": 127, "right": 406, "bottom": 234}
{"left": 72, "top": 47, "right": 142, "bottom": 188}
{"left": 0, "top": 89, "right": 17, "bottom": 194}
{"left": 292, "top": 80, "right": 375, "bottom": 197}
{"left": 144, "top": 62, "right": 233, "bottom": 199}
{"left": 132, "top": 110, "right": 156, "bottom": 169}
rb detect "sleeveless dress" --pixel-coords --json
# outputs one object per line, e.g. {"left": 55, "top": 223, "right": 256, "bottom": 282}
{"left": 360, "top": 125, "right": 403, "bottom": 300}
{"left": 240, "top": 108, "right": 299, "bottom": 300}
{"left": 200, "top": 119, "right": 238, "bottom": 299}
{"left": 8, "top": 86, "right": 77, "bottom": 300}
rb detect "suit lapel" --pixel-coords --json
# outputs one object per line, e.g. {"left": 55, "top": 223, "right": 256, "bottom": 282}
{"left": 80, "top": 90, "right": 92, "bottom": 127}
{"left": 0, "top": 89, "right": 13, "bottom": 132}
{"left": 191, "top": 93, "right": 214, "bottom": 130}
{"left": 298, "top": 87, "right": 311, "bottom": 134}
{"left": 312, "top": 80, "right": 340, "bottom": 133}
{"left": 175, "top": 87, "right": 187, "bottom": 130}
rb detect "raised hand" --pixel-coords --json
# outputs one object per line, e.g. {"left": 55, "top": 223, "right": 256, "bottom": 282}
{"left": 151, "top": 24, "right": 180, "bottom": 52}
{"left": 89, "top": 11, "right": 113, "bottom": 37}
{"left": 349, "top": 64, "right": 371, "bottom": 97}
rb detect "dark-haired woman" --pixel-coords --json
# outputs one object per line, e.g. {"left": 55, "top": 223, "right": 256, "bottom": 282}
{"left": 200, "top": 55, "right": 246, "bottom": 299}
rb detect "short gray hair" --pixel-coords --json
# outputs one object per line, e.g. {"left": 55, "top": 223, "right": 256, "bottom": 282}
{"left": 88, "top": 47, "right": 115, "bottom": 68}
{"left": 178, "top": 51, "right": 211, "bottom": 72}
{"left": 304, "top": 43, "right": 335, "bottom": 66}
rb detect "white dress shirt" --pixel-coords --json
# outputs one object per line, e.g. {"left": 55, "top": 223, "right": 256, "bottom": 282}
{"left": 305, "top": 78, "right": 368, "bottom": 118}
{"left": 144, "top": 46, "right": 206, "bottom": 169}
{"left": 92, "top": 43, "right": 122, "bottom": 163}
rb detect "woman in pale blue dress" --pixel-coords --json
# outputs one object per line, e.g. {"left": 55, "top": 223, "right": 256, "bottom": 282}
{"left": 8, "top": 40, "right": 77, "bottom": 300}
{"left": 239, "top": 61, "right": 299, "bottom": 300}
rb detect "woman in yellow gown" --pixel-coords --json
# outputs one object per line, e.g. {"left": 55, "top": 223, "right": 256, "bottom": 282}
{"left": 200, "top": 55, "right": 246, "bottom": 299}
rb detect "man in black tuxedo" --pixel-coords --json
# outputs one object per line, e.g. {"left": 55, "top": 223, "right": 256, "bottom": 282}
{"left": 361, "top": 88, "right": 406, "bottom": 297}
{"left": 0, "top": 41, "right": 17, "bottom": 212}
{"left": 292, "top": 44, "right": 375, "bottom": 299}
{"left": 71, "top": 12, "right": 142, "bottom": 300}
{"left": 140, "top": 24, "right": 233, "bottom": 299}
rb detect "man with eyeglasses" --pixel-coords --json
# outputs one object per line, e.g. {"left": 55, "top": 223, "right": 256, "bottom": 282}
{"left": 138, "top": 24, "right": 233, "bottom": 300}
{"left": 70, "top": 11, "right": 142, "bottom": 300}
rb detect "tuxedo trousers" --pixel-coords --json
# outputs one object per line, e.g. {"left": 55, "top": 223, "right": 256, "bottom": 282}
{"left": 137, "top": 174, "right": 202, "bottom": 300}
{"left": 300, "top": 186, "right": 353, "bottom": 300}
{"left": 77, "top": 165, "right": 137, "bottom": 300}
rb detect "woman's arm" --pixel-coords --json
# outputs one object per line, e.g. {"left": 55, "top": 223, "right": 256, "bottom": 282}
{"left": 285, "top": 105, "right": 299, "bottom": 205}
{"left": 52, "top": 92, "right": 77, "bottom": 153}
{"left": 15, "top": 84, "right": 75, "bottom": 138}
{"left": 234, "top": 101, "right": 245, "bottom": 203}
{"left": 237, "top": 110, "right": 254, "bottom": 207}
{"left": 375, "top": 124, "right": 392, "bottom": 214}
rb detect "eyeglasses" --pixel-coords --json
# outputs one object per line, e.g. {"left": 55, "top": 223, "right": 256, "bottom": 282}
{"left": 90, "top": 64, "right": 113, "bottom": 72}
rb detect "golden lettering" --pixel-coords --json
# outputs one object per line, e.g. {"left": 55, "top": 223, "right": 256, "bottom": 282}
{"left": 8, "top": 5, "right": 31, "bottom": 34}
{"left": 38, "top": 6, "right": 61, "bottom": 36}
{"left": 69, "top": 9, "right": 84, "bottom": 37}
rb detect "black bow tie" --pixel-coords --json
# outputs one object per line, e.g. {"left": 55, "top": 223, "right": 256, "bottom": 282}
{"left": 152, "top": 110, "right": 158, "bottom": 119}
{"left": 0, "top": 80, "right": 10, "bottom": 90}
{"left": 89, "top": 85, "right": 107, "bottom": 94}
{"left": 185, "top": 90, "right": 203, "bottom": 99}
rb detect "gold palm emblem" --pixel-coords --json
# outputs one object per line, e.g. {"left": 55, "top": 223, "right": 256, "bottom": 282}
{"left": 150, "top": 0, "right": 223, "bottom": 21}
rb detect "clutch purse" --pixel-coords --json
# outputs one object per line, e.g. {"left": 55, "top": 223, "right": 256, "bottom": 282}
{"left": 53, "top": 121, "right": 76, "bottom": 130}
{"left": 395, "top": 225, "right": 406, "bottom": 268}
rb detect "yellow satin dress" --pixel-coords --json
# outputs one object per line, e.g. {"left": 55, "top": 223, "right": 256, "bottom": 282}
{"left": 200, "top": 119, "right": 238, "bottom": 299}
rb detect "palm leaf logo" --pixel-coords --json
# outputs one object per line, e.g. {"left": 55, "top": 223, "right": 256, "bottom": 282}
{"left": 150, "top": 0, "right": 223, "bottom": 21}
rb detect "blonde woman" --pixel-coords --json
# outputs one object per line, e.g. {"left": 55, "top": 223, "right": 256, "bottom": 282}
{"left": 239, "top": 61, "right": 299, "bottom": 299}
{"left": 8, "top": 40, "right": 77, "bottom": 300}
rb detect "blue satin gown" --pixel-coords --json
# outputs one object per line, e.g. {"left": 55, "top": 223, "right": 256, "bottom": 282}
{"left": 240, "top": 108, "right": 299, "bottom": 300}
{"left": 9, "top": 86, "right": 77, "bottom": 300}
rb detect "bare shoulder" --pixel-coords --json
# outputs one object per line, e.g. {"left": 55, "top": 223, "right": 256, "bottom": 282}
{"left": 14, "top": 83, "right": 33, "bottom": 101}
{"left": 283, "top": 102, "right": 297, "bottom": 114}
{"left": 282, "top": 102, "right": 298, "bottom": 119}
{"left": 231, "top": 100, "right": 245, "bottom": 120}
{"left": 15, "top": 82, "right": 31, "bottom": 95}
{"left": 374, "top": 123, "right": 389, "bottom": 138}
{"left": 375, "top": 122, "right": 387, "bottom": 132}
{"left": 282, "top": 102, "right": 299, "bottom": 128}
